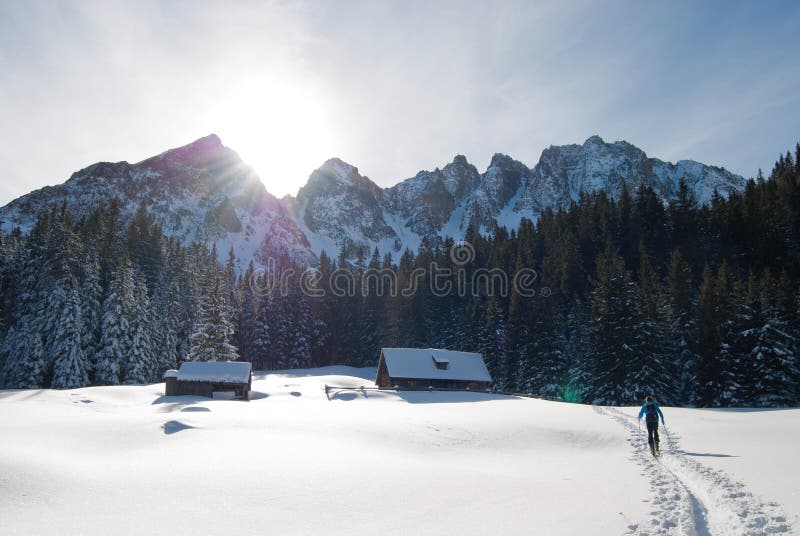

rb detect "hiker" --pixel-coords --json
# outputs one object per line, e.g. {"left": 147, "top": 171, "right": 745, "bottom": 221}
{"left": 638, "top": 395, "right": 665, "bottom": 454}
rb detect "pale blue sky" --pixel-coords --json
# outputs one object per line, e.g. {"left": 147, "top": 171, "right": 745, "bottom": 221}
{"left": 1, "top": 0, "right": 798, "bottom": 203}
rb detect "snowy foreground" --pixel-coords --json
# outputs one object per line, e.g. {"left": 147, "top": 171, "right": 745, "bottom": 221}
{"left": 0, "top": 367, "right": 797, "bottom": 535}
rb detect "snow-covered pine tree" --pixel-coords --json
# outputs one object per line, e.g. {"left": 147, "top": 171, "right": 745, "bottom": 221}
{"left": 236, "top": 262, "right": 258, "bottom": 363}
{"left": 40, "top": 208, "right": 93, "bottom": 389}
{"left": 126, "top": 202, "right": 163, "bottom": 289}
{"left": 252, "top": 276, "right": 273, "bottom": 370}
{"left": 358, "top": 247, "right": 387, "bottom": 367}
{"left": 715, "top": 267, "right": 753, "bottom": 406}
{"left": 519, "top": 295, "right": 568, "bottom": 399}
{"left": 149, "top": 268, "right": 182, "bottom": 377}
{"left": 187, "top": 273, "right": 239, "bottom": 362}
{"left": 94, "top": 198, "right": 125, "bottom": 289}
{"left": 95, "top": 259, "right": 136, "bottom": 385}
{"left": 748, "top": 270, "right": 799, "bottom": 406}
{"left": 308, "top": 250, "right": 336, "bottom": 367}
{"left": 224, "top": 248, "right": 241, "bottom": 347}
{"left": 629, "top": 244, "right": 679, "bottom": 405}
{"left": 584, "top": 245, "right": 636, "bottom": 404}
{"left": 80, "top": 253, "right": 103, "bottom": 369}
{"left": 694, "top": 265, "right": 724, "bottom": 407}
{"left": 286, "top": 290, "right": 312, "bottom": 370}
{"left": 0, "top": 317, "right": 47, "bottom": 388}
{"left": 386, "top": 249, "right": 416, "bottom": 350}
{"left": 481, "top": 294, "right": 508, "bottom": 390}
{"left": 268, "top": 292, "right": 292, "bottom": 369}
{"left": 0, "top": 221, "right": 50, "bottom": 388}
{"left": 530, "top": 219, "right": 588, "bottom": 399}
{"left": 310, "top": 317, "right": 330, "bottom": 368}
{"left": 167, "top": 241, "right": 196, "bottom": 363}
{"left": 122, "top": 274, "right": 157, "bottom": 384}
{"left": 668, "top": 249, "right": 698, "bottom": 405}
{"left": 333, "top": 245, "right": 363, "bottom": 364}
{"left": 563, "top": 298, "right": 591, "bottom": 403}
{"left": 50, "top": 284, "right": 90, "bottom": 389}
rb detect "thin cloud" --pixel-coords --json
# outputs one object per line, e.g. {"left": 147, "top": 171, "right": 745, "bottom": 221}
{"left": 1, "top": 0, "right": 798, "bottom": 205}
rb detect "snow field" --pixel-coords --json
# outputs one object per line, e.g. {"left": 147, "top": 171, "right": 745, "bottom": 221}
{"left": 0, "top": 367, "right": 796, "bottom": 535}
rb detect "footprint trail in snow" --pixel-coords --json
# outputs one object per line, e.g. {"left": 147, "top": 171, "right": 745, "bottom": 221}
{"left": 595, "top": 406, "right": 792, "bottom": 536}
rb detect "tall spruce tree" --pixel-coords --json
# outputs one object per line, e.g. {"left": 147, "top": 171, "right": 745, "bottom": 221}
{"left": 95, "top": 259, "right": 137, "bottom": 385}
{"left": 188, "top": 274, "right": 239, "bottom": 362}
{"left": 50, "top": 285, "right": 90, "bottom": 389}
{"left": 694, "top": 266, "right": 722, "bottom": 406}
{"left": 122, "top": 274, "right": 157, "bottom": 384}
{"left": 668, "top": 249, "right": 697, "bottom": 402}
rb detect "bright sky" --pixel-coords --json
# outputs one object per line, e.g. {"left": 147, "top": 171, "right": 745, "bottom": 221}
{"left": 1, "top": 1, "right": 798, "bottom": 204}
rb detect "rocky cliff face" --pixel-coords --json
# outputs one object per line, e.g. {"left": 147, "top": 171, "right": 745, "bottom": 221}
{"left": 290, "top": 158, "right": 398, "bottom": 256}
{"left": 383, "top": 155, "right": 481, "bottom": 236}
{"left": 0, "top": 134, "right": 746, "bottom": 266}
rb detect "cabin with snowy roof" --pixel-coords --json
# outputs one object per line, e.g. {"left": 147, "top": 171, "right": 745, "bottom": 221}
{"left": 375, "top": 348, "right": 492, "bottom": 390}
{"left": 163, "top": 361, "right": 252, "bottom": 400}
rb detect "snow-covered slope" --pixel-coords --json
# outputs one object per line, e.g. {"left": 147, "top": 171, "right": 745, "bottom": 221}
{"left": 0, "top": 134, "right": 746, "bottom": 264}
{"left": 0, "top": 369, "right": 795, "bottom": 535}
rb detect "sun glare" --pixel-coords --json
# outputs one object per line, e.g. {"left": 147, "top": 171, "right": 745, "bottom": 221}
{"left": 210, "top": 75, "right": 338, "bottom": 197}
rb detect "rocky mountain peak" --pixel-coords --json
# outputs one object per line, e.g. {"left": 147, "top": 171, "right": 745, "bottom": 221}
{"left": 450, "top": 154, "right": 469, "bottom": 166}
{"left": 300, "top": 158, "right": 382, "bottom": 202}
{"left": 583, "top": 134, "right": 605, "bottom": 147}
{"left": 318, "top": 157, "right": 359, "bottom": 178}
{"left": 440, "top": 155, "right": 481, "bottom": 198}
{"left": 139, "top": 134, "right": 226, "bottom": 169}
{"left": 459, "top": 153, "right": 532, "bottom": 232}
{"left": 488, "top": 153, "right": 515, "bottom": 168}
{"left": 67, "top": 161, "right": 133, "bottom": 184}
{"left": 293, "top": 158, "right": 393, "bottom": 252}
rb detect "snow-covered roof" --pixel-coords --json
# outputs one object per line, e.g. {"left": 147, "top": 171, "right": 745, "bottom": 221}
{"left": 176, "top": 361, "right": 252, "bottom": 383}
{"left": 163, "top": 369, "right": 178, "bottom": 379}
{"left": 379, "top": 348, "right": 492, "bottom": 382}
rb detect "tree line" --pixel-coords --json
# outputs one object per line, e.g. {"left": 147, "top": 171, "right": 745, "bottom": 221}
{"left": 1, "top": 144, "right": 799, "bottom": 406}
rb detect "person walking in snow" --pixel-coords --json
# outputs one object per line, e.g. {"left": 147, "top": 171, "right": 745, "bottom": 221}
{"left": 638, "top": 395, "right": 665, "bottom": 455}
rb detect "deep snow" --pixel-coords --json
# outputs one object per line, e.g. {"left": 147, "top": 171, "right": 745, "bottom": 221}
{"left": 0, "top": 367, "right": 796, "bottom": 535}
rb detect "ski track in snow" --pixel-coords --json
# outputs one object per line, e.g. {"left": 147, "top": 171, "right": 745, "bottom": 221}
{"left": 594, "top": 406, "right": 792, "bottom": 536}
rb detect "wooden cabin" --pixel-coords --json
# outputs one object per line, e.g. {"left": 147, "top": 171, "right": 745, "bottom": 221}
{"left": 375, "top": 348, "right": 492, "bottom": 390}
{"left": 164, "top": 361, "right": 252, "bottom": 400}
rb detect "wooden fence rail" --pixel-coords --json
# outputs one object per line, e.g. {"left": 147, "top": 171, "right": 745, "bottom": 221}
{"left": 323, "top": 384, "right": 565, "bottom": 402}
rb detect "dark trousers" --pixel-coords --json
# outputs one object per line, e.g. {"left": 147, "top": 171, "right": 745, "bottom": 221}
{"left": 646, "top": 421, "right": 660, "bottom": 448}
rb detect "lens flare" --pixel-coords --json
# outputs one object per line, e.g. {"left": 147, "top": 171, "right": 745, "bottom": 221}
{"left": 207, "top": 73, "right": 338, "bottom": 197}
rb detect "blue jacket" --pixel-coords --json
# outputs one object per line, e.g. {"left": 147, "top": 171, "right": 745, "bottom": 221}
{"left": 638, "top": 401, "right": 665, "bottom": 424}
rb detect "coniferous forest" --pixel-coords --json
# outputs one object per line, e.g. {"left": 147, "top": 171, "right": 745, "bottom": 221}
{"left": 1, "top": 145, "right": 799, "bottom": 407}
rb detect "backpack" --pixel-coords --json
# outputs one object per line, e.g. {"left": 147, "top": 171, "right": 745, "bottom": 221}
{"left": 645, "top": 402, "right": 659, "bottom": 424}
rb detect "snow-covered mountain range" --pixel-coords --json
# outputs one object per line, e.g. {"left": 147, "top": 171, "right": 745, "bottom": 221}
{"left": 0, "top": 134, "right": 746, "bottom": 267}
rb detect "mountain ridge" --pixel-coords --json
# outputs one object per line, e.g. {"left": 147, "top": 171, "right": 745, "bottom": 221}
{"left": 0, "top": 134, "right": 747, "bottom": 267}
